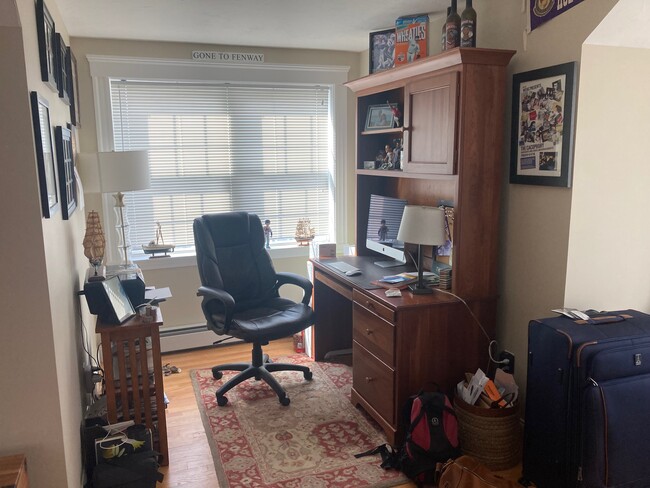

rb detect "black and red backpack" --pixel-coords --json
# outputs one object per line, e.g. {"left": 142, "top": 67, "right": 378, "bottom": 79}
{"left": 356, "top": 389, "right": 461, "bottom": 485}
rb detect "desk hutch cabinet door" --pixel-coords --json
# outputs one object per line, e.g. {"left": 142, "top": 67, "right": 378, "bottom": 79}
{"left": 403, "top": 72, "right": 459, "bottom": 175}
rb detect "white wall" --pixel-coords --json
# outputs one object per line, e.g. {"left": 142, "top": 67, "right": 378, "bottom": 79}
{"left": 565, "top": 1, "right": 650, "bottom": 309}
{"left": 0, "top": 0, "right": 89, "bottom": 486}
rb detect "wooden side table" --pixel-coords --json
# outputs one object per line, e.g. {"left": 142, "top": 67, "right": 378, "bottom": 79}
{"left": 0, "top": 454, "right": 29, "bottom": 488}
{"left": 96, "top": 308, "right": 169, "bottom": 466}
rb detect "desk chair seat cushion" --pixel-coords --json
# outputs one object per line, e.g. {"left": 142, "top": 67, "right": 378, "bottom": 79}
{"left": 207, "top": 297, "right": 313, "bottom": 342}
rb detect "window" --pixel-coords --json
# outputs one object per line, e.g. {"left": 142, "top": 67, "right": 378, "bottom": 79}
{"left": 109, "top": 79, "right": 334, "bottom": 256}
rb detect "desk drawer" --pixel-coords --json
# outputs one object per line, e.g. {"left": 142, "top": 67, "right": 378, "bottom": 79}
{"left": 353, "top": 341, "right": 394, "bottom": 424}
{"left": 353, "top": 290, "right": 395, "bottom": 323}
{"left": 353, "top": 302, "right": 394, "bottom": 366}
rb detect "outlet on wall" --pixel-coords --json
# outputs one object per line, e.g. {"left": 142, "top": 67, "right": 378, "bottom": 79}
{"left": 498, "top": 350, "right": 515, "bottom": 375}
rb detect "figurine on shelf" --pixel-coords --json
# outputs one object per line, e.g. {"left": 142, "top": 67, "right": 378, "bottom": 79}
{"left": 263, "top": 219, "right": 273, "bottom": 249}
{"left": 142, "top": 222, "right": 175, "bottom": 258}
{"left": 387, "top": 101, "right": 402, "bottom": 128}
{"left": 379, "top": 144, "right": 394, "bottom": 170}
{"left": 295, "top": 218, "right": 316, "bottom": 246}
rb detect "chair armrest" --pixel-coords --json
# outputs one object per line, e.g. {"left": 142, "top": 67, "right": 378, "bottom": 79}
{"left": 197, "top": 286, "right": 235, "bottom": 332}
{"left": 276, "top": 272, "right": 313, "bottom": 305}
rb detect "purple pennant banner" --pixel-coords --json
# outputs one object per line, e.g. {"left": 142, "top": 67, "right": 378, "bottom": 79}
{"left": 530, "top": 0, "right": 585, "bottom": 31}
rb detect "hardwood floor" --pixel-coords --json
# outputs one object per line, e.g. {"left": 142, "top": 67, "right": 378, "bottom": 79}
{"left": 159, "top": 338, "right": 522, "bottom": 487}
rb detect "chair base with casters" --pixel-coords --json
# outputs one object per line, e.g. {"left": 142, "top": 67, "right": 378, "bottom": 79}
{"left": 212, "top": 341, "right": 313, "bottom": 406}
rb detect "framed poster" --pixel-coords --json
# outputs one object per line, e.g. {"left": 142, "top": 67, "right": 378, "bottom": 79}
{"left": 55, "top": 126, "right": 77, "bottom": 220}
{"left": 70, "top": 50, "right": 81, "bottom": 126}
{"left": 55, "top": 33, "right": 71, "bottom": 105}
{"left": 35, "top": 0, "right": 57, "bottom": 92}
{"left": 369, "top": 28, "right": 395, "bottom": 74}
{"left": 30, "top": 91, "right": 59, "bottom": 218}
{"left": 510, "top": 62, "right": 577, "bottom": 187}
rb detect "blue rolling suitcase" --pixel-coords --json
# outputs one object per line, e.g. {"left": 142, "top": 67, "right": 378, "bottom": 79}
{"left": 522, "top": 309, "right": 650, "bottom": 488}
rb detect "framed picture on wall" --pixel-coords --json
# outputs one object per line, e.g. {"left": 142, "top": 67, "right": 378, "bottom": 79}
{"left": 30, "top": 92, "right": 59, "bottom": 218}
{"left": 55, "top": 126, "right": 77, "bottom": 220}
{"left": 509, "top": 62, "right": 577, "bottom": 187}
{"left": 369, "top": 28, "right": 395, "bottom": 74}
{"left": 70, "top": 50, "right": 81, "bottom": 126}
{"left": 55, "top": 33, "right": 71, "bottom": 105}
{"left": 35, "top": 0, "right": 58, "bottom": 93}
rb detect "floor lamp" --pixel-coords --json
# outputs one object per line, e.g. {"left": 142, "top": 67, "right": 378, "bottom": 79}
{"left": 397, "top": 205, "right": 446, "bottom": 295}
{"left": 98, "top": 150, "right": 151, "bottom": 267}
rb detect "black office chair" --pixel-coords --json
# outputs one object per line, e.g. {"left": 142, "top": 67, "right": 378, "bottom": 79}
{"left": 193, "top": 211, "right": 315, "bottom": 406}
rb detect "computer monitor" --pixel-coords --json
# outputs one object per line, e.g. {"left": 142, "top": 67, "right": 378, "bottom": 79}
{"left": 365, "top": 194, "right": 408, "bottom": 268}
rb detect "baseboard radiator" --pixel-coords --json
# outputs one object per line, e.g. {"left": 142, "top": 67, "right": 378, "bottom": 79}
{"left": 159, "top": 324, "right": 241, "bottom": 353}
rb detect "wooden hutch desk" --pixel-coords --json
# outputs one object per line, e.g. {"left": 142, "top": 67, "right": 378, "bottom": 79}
{"left": 311, "top": 256, "right": 496, "bottom": 445}
{"left": 96, "top": 308, "right": 169, "bottom": 465}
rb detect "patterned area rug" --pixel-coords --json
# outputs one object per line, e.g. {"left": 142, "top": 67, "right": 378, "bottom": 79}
{"left": 191, "top": 354, "right": 407, "bottom": 488}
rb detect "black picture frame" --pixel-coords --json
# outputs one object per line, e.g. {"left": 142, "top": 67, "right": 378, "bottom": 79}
{"left": 55, "top": 126, "right": 77, "bottom": 220}
{"left": 70, "top": 50, "right": 80, "bottom": 126}
{"left": 55, "top": 33, "right": 71, "bottom": 105}
{"left": 510, "top": 62, "right": 577, "bottom": 187}
{"left": 369, "top": 28, "right": 396, "bottom": 74}
{"left": 30, "top": 91, "right": 59, "bottom": 218}
{"left": 364, "top": 104, "right": 394, "bottom": 131}
{"left": 35, "top": 0, "right": 58, "bottom": 93}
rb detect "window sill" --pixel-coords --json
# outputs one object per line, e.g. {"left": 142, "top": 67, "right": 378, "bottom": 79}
{"left": 134, "top": 244, "right": 311, "bottom": 271}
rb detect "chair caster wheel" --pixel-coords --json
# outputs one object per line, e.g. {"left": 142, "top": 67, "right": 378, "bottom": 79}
{"left": 213, "top": 371, "right": 223, "bottom": 380}
{"left": 279, "top": 396, "right": 290, "bottom": 406}
{"left": 254, "top": 375, "right": 261, "bottom": 381}
{"left": 216, "top": 394, "right": 228, "bottom": 406}
{"left": 304, "top": 371, "right": 313, "bottom": 381}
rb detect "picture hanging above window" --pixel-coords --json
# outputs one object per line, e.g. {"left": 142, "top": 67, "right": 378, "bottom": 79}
{"left": 35, "top": 0, "right": 57, "bottom": 93}
{"left": 510, "top": 62, "right": 577, "bottom": 188}
{"left": 364, "top": 104, "right": 395, "bottom": 131}
{"left": 55, "top": 126, "right": 77, "bottom": 220}
{"left": 30, "top": 92, "right": 59, "bottom": 218}
{"left": 369, "top": 28, "right": 395, "bottom": 74}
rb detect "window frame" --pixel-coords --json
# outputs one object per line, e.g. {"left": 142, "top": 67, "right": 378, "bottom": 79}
{"left": 89, "top": 55, "right": 349, "bottom": 266}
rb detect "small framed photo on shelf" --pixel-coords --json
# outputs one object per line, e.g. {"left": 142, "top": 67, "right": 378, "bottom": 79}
{"left": 510, "top": 62, "right": 577, "bottom": 187}
{"left": 369, "top": 28, "right": 396, "bottom": 74}
{"left": 365, "top": 104, "right": 394, "bottom": 131}
{"left": 30, "top": 91, "right": 59, "bottom": 218}
{"left": 35, "top": 0, "right": 58, "bottom": 92}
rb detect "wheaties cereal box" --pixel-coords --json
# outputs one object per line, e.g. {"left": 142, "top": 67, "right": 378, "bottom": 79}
{"left": 394, "top": 14, "right": 429, "bottom": 66}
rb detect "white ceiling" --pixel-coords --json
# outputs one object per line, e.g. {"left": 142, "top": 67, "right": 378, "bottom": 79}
{"left": 55, "top": 0, "right": 450, "bottom": 52}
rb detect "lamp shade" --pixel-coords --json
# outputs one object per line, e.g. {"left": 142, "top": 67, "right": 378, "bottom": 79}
{"left": 397, "top": 205, "right": 445, "bottom": 246}
{"left": 98, "top": 150, "right": 151, "bottom": 193}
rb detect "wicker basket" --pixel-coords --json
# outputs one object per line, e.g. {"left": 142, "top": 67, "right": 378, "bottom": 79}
{"left": 453, "top": 395, "right": 522, "bottom": 470}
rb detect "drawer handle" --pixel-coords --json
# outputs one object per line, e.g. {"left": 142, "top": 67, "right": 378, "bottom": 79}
{"left": 365, "top": 376, "right": 374, "bottom": 383}
{"left": 366, "top": 328, "right": 373, "bottom": 335}
{"left": 365, "top": 301, "right": 375, "bottom": 310}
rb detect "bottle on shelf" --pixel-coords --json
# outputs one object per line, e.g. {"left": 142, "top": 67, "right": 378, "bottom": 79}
{"left": 445, "top": 0, "right": 461, "bottom": 50}
{"left": 460, "top": 0, "right": 477, "bottom": 48}
{"left": 441, "top": 7, "right": 451, "bottom": 52}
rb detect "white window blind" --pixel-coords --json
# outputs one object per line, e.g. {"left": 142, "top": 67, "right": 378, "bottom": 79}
{"left": 109, "top": 79, "right": 333, "bottom": 255}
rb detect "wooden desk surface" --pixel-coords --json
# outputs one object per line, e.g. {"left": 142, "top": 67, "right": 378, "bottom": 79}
{"left": 311, "top": 256, "right": 458, "bottom": 310}
{"left": 0, "top": 454, "right": 28, "bottom": 488}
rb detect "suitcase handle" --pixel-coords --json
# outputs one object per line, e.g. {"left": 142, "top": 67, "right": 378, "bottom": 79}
{"left": 574, "top": 314, "right": 632, "bottom": 325}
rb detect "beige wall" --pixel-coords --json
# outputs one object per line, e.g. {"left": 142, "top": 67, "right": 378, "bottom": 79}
{"left": 0, "top": 0, "right": 88, "bottom": 486}
{"left": 565, "top": 42, "right": 650, "bottom": 309}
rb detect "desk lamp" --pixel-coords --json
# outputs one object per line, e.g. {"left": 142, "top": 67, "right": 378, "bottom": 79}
{"left": 98, "top": 150, "right": 150, "bottom": 267}
{"left": 397, "top": 205, "right": 445, "bottom": 295}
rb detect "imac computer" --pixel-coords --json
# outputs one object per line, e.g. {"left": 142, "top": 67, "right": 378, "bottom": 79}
{"left": 366, "top": 194, "right": 408, "bottom": 268}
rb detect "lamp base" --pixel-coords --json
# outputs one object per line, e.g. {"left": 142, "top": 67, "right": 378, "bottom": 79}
{"left": 409, "top": 283, "right": 433, "bottom": 295}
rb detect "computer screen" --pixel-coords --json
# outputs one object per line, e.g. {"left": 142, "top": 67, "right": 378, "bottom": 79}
{"left": 365, "top": 194, "right": 408, "bottom": 268}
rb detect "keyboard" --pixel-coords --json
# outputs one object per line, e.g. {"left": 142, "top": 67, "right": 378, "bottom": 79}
{"left": 328, "top": 261, "right": 360, "bottom": 274}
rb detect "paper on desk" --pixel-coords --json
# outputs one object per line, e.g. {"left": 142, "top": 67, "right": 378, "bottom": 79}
{"left": 145, "top": 287, "right": 172, "bottom": 301}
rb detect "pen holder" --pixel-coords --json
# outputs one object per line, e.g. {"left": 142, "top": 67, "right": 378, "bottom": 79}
{"left": 453, "top": 394, "right": 521, "bottom": 470}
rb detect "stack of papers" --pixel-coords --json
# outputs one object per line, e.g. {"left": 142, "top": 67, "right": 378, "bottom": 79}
{"left": 457, "top": 368, "right": 519, "bottom": 408}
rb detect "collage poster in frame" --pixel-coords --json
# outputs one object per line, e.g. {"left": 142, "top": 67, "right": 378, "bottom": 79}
{"left": 369, "top": 28, "right": 395, "bottom": 74}
{"left": 510, "top": 62, "right": 577, "bottom": 187}
{"left": 55, "top": 126, "right": 77, "bottom": 220}
{"left": 35, "top": 0, "right": 58, "bottom": 93}
{"left": 30, "top": 91, "right": 59, "bottom": 218}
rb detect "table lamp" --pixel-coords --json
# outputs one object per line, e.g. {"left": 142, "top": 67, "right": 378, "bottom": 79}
{"left": 397, "top": 205, "right": 446, "bottom": 294}
{"left": 98, "top": 150, "right": 150, "bottom": 267}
